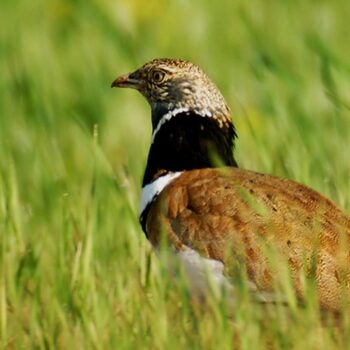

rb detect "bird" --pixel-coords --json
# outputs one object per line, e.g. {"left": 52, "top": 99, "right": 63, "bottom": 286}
{"left": 111, "top": 58, "right": 350, "bottom": 312}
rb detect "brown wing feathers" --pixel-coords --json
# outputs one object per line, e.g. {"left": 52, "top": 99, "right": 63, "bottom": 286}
{"left": 146, "top": 168, "right": 350, "bottom": 310}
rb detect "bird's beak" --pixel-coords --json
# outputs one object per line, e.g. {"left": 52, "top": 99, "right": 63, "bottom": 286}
{"left": 111, "top": 73, "right": 141, "bottom": 89}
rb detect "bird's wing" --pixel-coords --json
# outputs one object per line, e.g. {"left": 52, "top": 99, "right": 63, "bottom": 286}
{"left": 145, "top": 167, "right": 350, "bottom": 309}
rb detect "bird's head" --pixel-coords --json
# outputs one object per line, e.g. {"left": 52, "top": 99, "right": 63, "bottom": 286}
{"left": 112, "top": 58, "right": 231, "bottom": 129}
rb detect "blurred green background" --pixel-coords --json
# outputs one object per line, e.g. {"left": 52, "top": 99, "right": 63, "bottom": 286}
{"left": 1, "top": 0, "right": 350, "bottom": 348}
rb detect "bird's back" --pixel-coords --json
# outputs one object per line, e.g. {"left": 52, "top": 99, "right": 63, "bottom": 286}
{"left": 146, "top": 167, "right": 350, "bottom": 311}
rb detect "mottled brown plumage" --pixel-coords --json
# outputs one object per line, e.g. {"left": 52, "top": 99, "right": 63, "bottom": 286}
{"left": 146, "top": 168, "right": 350, "bottom": 311}
{"left": 112, "top": 58, "right": 350, "bottom": 312}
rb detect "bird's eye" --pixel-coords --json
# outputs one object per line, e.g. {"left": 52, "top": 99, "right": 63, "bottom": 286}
{"left": 151, "top": 70, "right": 165, "bottom": 83}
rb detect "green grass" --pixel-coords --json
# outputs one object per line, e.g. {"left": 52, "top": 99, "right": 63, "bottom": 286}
{"left": 1, "top": 0, "right": 350, "bottom": 348}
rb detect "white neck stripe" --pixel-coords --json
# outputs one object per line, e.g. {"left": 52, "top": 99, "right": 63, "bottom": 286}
{"left": 152, "top": 108, "right": 189, "bottom": 143}
{"left": 140, "top": 172, "right": 183, "bottom": 215}
{"left": 151, "top": 107, "right": 213, "bottom": 143}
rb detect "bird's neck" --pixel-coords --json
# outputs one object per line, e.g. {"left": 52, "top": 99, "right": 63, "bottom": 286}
{"left": 142, "top": 109, "right": 238, "bottom": 186}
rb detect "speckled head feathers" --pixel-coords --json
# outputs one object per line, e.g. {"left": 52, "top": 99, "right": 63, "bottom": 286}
{"left": 112, "top": 58, "right": 231, "bottom": 128}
